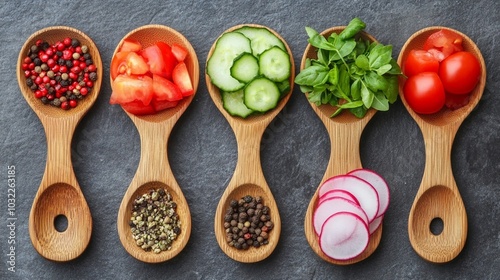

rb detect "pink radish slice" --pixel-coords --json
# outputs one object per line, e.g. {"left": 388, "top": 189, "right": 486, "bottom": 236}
{"left": 319, "top": 189, "right": 360, "bottom": 205}
{"left": 318, "top": 175, "right": 379, "bottom": 222}
{"left": 319, "top": 212, "right": 370, "bottom": 261}
{"left": 369, "top": 215, "right": 383, "bottom": 234}
{"left": 348, "top": 168, "right": 390, "bottom": 218}
{"left": 313, "top": 197, "right": 368, "bottom": 235}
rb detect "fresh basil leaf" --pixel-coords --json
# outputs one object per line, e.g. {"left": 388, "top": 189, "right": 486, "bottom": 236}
{"left": 307, "top": 28, "right": 337, "bottom": 51}
{"left": 369, "top": 44, "right": 393, "bottom": 69}
{"left": 349, "top": 106, "right": 367, "bottom": 118}
{"left": 371, "top": 92, "right": 389, "bottom": 111}
{"left": 330, "top": 107, "right": 343, "bottom": 118}
{"left": 351, "top": 78, "right": 361, "bottom": 100}
{"left": 339, "top": 17, "right": 366, "bottom": 39}
{"left": 375, "top": 64, "right": 392, "bottom": 76}
{"left": 355, "top": 54, "right": 370, "bottom": 70}
{"left": 384, "top": 75, "right": 399, "bottom": 103}
{"left": 364, "top": 71, "right": 388, "bottom": 92}
{"left": 361, "top": 82, "right": 374, "bottom": 108}
{"left": 339, "top": 100, "right": 364, "bottom": 109}
{"left": 317, "top": 49, "right": 329, "bottom": 66}
{"left": 331, "top": 37, "right": 356, "bottom": 61}
{"left": 299, "top": 85, "right": 312, "bottom": 94}
{"left": 386, "top": 58, "right": 403, "bottom": 75}
{"left": 307, "top": 84, "right": 327, "bottom": 105}
{"left": 328, "top": 64, "right": 339, "bottom": 86}
{"left": 338, "top": 64, "right": 351, "bottom": 98}
{"left": 295, "top": 65, "right": 329, "bottom": 86}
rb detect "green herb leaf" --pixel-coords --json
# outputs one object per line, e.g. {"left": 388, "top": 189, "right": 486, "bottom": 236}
{"left": 371, "top": 92, "right": 389, "bottom": 111}
{"left": 339, "top": 100, "right": 364, "bottom": 109}
{"left": 385, "top": 75, "right": 399, "bottom": 103}
{"left": 350, "top": 106, "right": 367, "bottom": 118}
{"left": 330, "top": 37, "right": 356, "bottom": 61}
{"left": 340, "top": 17, "right": 366, "bottom": 39}
{"left": 338, "top": 64, "right": 351, "bottom": 98}
{"left": 364, "top": 71, "right": 388, "bottom": 92}
{"left": 296, "top": 65, "right": 329, "bottom": 86}
{"left": 361, "top": 82, "right": 374, "bottom": 108}
{"left": 351, "top": 78, "right": 361, "bottom": 100}
{"left": 328, "top": 64, "right": 339, "bottom": 86}
{"left": 368, "top": 44, "right": 393, "bottom": 69}
{"left": 355, "top": 54, "right": 370, "bottom": 70}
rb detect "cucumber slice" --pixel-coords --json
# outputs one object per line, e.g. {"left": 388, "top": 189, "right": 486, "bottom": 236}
{"left": 230, "top": 52, "right": 259, "bottom": 83}
{"left": 244, "top": 77, "right": 281, "bottom": 113}
{"left": 207, "top": 32, "right": 252, "bottom": 92}
{"left": 259, "top": 46, "right": 291, "bottom": 82}
{"left": 234, "top": 26, "right": 286, "bottom": 57}
{"left": 222, "top": 90, "right": 254, "bottom": 118}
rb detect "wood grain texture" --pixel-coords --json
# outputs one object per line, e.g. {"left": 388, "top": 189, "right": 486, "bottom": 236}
{"left": 300, "top": 26, "right": 384, "bottom": 265}
{"left": 113, "top": 25, "right": 199, "bottom": 263}
{"left": 398, "top": 26, "right": 486, "bottom": 263}
{"left": 206, "top": 24, "right": 294, "bottom": 263}
{"left": 16, "top": 26, "right": 103, "bottom": 261}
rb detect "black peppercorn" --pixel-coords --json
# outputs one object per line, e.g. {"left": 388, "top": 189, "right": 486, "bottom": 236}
{"left": 244, "top": 195, "right": 253, "bottom": 203}
{"left": 26, "top": 78, "right": 33, "bottom": 87}
{"left": 85, "top": 59, "right": 93, "bottom": 65}
{"left": 224, "top": 214, "right": 232, "bottom": 222}
{"left": 33, "top": 58, "right": 42, "bottom": 66}
{"left": 89, "top": 72, "right": 98, "bottom": 81}
{"left": 30, "top": 45, "right": 39, "bottom": 54}
{"left": 230, "top": 200, "right": 238, "bottom": 208}
{"left": 71, "top": 38, "right": 80, "bottom": 48}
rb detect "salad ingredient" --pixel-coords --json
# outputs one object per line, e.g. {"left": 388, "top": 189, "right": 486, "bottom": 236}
{"left": 207, "top": 26, "right": 292, "bottom": 118}
{"left": 130, "top": 188, "right": 181, "bottom": 253}
{"left": 21, "top": 38, "right": 98, "bottom": 109}
{"left": 110, "top": 39, "right": 193, "bottom": 115}
{"left": 403, "top": 50, "right": 439, "bottom": 77}
{"left": 296, "top": 18, "right": 402, "bottom": 118}
{"left": 223, "top": 195, "right": 274, "bottom": 250}
{"left": 439, "top": 51, "right": 481, "bottom": 94}
{"left": 403, "top": 72, "right": 445, "bottom": 114}
{"left": 423, "top": 29, "right": 463, "bottom": 61}
{"left": 313, "top": 169, "right": 390, "bottom": 261}
{"left": 319, "top": 212, "right": 370, "bottom": 261}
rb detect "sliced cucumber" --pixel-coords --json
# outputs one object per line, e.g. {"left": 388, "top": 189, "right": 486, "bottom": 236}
{"left": 259, "top": 46, "right": 291, "bottom": 82}
{"left": 222, "top": 90, "right": 254, "bottom": 118}
{"left": 244, "top": 77, "right": 281, "bottom": 113}
{"left": 234, "top": 26, "right": 286, "bottom": 57}
{"left": 207, "top": 32, "right": 252, "bottom": 92}
{"left": 230, "top": 52, "right": 259, "bottom": 83}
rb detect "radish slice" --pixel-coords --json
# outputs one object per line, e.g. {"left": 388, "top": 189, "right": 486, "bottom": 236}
{"left": 369, "top": 215, "right": 383, "bottom": 234}
{"left": 318, "top": 175, "right": 379, "bottom": 222}
{"left": 314, "top": 197, "right": 369, "bottom": 235}
{"left": 319, "top": 212, "right": 370, "bottom": 261}
{"left": 319, "top": 189, "right": 360, "bottom": 205}
{"left": 348, "top": 168, "right": 390, "bottom": 218}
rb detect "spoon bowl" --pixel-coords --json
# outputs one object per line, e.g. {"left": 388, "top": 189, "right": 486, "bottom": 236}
{"left": 17, "top": 26, "right": 103, "bottom": 261}
{"left": 114, "top": 24, "right": 199, "bottom": 263}
{"left": 206, "top": 24, "right": 294, "bottom": 263}
{"left": 301, "top": 27, "right": 382, "bottom": 265}
{"left": 398, "top": 26, "right": 486, "bottom": 263}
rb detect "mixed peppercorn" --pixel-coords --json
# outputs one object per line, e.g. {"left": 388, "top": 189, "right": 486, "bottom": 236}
{"left": 224, "top": 195, "right": 274, "bottom": 250}
{"left": 21, "top": 37, "right": 98, "bottom": 109}
{"left": 130, "top": 188, "right": 181, "bottom": 253}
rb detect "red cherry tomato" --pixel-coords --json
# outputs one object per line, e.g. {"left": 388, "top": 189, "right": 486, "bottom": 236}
{"left": 439, "top": 51, "right": 481, "bottom": 95}
{"left": 403, "top": 72, "right": 445, "bottom": 114}
{"left": 423, "top": 29, "right": 463, "bottom": 61}
{"left": 403, "top": 50, "right": 440, "bottom": 77}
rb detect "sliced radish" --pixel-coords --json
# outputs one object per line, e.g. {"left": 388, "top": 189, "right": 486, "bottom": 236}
{"left": 369, "top": 215, "right": 383, "bottom": 234}
{"left": 348, "top": 168, "right": 390, "bottom": 218}
{"left": 318, "top": 175, "right": 379, "bottom": 222}
{"left": 319, "top": 212, "right": 370, "bottom": 261}
{"left": 319, "top": 189, "right": 360, "bottom": 205}
{"left": 313, "top": 197, "right": 368, "bottom": 235}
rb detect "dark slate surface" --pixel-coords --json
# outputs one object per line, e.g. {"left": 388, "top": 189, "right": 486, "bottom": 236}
{"left": 1, "top": 0, "right": 499, "bottom": 279}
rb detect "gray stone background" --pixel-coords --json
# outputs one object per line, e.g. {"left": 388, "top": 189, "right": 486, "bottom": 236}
{"left": 1, "top": 0, "right": 499, "bottom": 279}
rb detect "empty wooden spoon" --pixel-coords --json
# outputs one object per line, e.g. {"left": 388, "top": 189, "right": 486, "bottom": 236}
{"left": 16, "top": 26, "right": 102, "bottom": 261}
{"left": 114, "top": 25, "right": 199, "bottom": 263}
{"left": 302, "top": 27, "right": 383, "bottom": 265}
{"left": 206, "top": 24, "right": 294, "bottom": 263}
{"left": 398, "top": 26, "right": 486, "bottom": 263}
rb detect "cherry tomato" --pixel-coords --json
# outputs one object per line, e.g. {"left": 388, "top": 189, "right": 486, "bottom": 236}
{"left": 439, "top": 51, "right": 481, "bottom": 95}
{"left": 403, "top": 50, "right": 439, "bottom": 77}
{"left": 403, "top": 72, "right": 445, "bottom": 114}
{"left": 423, "top": 29, "right": 463, "bottom": 61}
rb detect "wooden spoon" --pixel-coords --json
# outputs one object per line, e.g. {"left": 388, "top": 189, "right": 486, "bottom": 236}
{"left": 398, "top": 26, "right": 486, "bottom": 263}
{"left": 302, "top": 27, "right": 382, "bottom": 265}
{"left": 114, "top": 25, "right": 199, "bottom": 263}
{"left": 16, "top": 26, "right": 103, "bottom": 261}
{"left": 206, "top": 24, "right": 294, "bottom": 263}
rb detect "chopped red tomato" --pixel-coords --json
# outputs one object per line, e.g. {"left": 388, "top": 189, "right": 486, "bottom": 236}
{"left": 110, "top": 51, "right": 130, "bottom": 80}
{"left": 110, "top": 75, "right": 154, "bottom": 105}
{"left": 153, "top": 74, "right": 183, "bottom": 101}
{"left": 172, "top": 62, "right": 194, "bottom": 96}
{"left": 423, "top": 29, "right": 463, "bottom": 61}
{"left": 171, "top": 43, "right": 188, "bottom": 62}
{"left": 155, "top": 42, "right": 177, "bottom": 79}
{"left": 140, "top": 45, "right": 170, "bottom": 78}
{"left": 115, "top": 52, "right": 149, "bottom": 76}
{"left": 152, "top": 100, "right": 179, "bottom": 112}
{"left": 121, "top": 100, "right": 156, "bottom": 115}
{"left": 119, "top": 39, "right": 142, "bottom": 52}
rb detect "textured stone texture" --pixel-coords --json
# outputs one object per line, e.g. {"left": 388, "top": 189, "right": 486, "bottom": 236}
{"left": 1, "top": 0, "right": 499, "bottom": 279}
